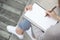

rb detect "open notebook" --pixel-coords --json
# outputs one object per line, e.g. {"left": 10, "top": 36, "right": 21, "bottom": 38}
{"left": 24, "top": 3, "right": 57, "bottom": 32}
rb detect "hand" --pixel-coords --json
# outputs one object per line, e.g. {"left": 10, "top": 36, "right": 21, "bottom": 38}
{"left": 24, "top": 5, "right": 32, "bottom": 12}
{"left": 46, "top": 11, "right": 58, "bottom": 20}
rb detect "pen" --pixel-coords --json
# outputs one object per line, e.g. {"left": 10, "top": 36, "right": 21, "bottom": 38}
{"left": 46, "top": 6, "right": 57, "bottom": 16}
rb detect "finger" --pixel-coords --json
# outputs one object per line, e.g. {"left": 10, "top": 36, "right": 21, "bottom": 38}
{"left": 24, "top": 7, "right": 29, "bottom": 12}
{"left": 45, "top": 11, "right": 50, "bottom": 17}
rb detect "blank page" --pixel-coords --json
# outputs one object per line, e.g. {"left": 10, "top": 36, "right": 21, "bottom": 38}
{"left": 24, "top": 3, "right": 57, "bottom": 32}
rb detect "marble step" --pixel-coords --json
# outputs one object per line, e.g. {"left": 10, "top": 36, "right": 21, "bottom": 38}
{"left": 0, "top": 0, "right": 7, "bottom": 3}
{"left": 9, "top": 34, "right": 20, "bottom": 40}
{"left": 0, "top": 36, "right": 8, "bottom": 40}
{"left": 14, "top": 0, "right": 28, "bottom": 5}
{"left": 2, "top": 4, "right": 22, "bottom": 15}
{"left": 0, "top": 21, "right": 7, "bottom": 31}
{"left": 5, "top": 0, "right": 25, "bottom": 10}
{"left": 0, "top": 8, "right": 20, "bottom": 23}
{"left": 0, "top": 15, "right": 17, "bottom": 26}
{"left": 0, "top": 29, "right": 10, "bottom": 40}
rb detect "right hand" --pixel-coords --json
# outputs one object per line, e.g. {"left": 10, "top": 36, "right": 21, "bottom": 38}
{"left": 24, "top": 5, "right": 32, "bottom": 12}
{"left": 46, "top": 11, "right": 58, "bottom": 20}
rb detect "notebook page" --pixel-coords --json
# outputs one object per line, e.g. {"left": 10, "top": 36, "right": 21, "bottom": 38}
{"left": 24, "top": 3, "right": 57, "bottom": 31}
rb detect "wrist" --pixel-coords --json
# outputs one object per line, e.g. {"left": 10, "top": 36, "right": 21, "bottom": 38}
{"left": 56, "top": 16, "right": 60, "bottom": 21}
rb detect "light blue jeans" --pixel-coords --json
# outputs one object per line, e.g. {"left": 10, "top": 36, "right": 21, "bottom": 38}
{"left": 18, "top": 18, "right": 31, "bottom": 31}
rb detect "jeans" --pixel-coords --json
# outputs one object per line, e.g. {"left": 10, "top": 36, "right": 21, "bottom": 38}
{"left": 18, "top": 18, "right": 31, "bottom": 31}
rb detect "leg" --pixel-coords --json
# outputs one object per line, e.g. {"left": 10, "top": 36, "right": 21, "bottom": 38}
{"left": 7, "top": 19, "right": 31, "bottom": 39}
{"left": 7, "top": 26, "right": 24, "bottom": 39}
{"left": 16, "top": 27, "right": 24, "bottom": 35}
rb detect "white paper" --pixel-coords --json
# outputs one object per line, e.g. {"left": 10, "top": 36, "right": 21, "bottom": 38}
{"left": 24, "top": 3, "right": 57, "bottom": 31}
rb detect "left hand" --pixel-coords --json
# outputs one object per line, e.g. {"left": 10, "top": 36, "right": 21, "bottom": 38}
{"left": 24, "top": 5, "right": 32, "bottom": 12}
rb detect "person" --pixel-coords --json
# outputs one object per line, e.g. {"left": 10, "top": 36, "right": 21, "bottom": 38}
{"left": 7, "top": 0, "right": 60, "bottom": 40}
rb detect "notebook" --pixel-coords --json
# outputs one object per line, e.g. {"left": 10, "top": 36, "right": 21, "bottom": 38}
{"left": 24, "top": 3, "right": 57, "bottom": 32}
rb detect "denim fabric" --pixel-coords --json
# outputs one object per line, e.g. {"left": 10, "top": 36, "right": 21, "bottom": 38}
{"left": 18, "top": 19, "right": 31, "bottom": 31}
